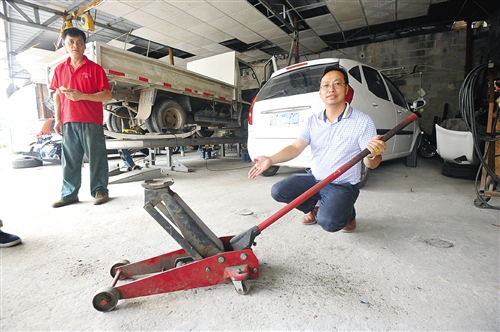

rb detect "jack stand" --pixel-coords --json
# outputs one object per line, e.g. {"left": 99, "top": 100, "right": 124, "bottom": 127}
{"left": 108, "top": 164, "right": 121, "bottom": 176}
{"left": 241, "top": 147, "right": 251, "bottom": 162}
{"left": 118, "top": 149, "right": 137, "bottom": 169}
{"left": 165, "top": 147, "right": 189, "bottom": 172}
{"left": 147, "top": 147, "right": 189, "bottom": 172}
{"left": 201, "top": 147, "right": 213, "bottom": 159}
{"left": 92, "top": 180, "right": 259, "bottom": 312}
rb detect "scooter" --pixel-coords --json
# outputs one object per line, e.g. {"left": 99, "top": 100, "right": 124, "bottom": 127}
{"left": 418, "top": 130, "right": 437, "bottom": 158}
{"left": 412, "top": 111, "right": 436, "bottom": 159}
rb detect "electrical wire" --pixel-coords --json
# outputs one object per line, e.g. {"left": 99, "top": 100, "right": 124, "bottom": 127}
{"left": 459, "top": 63, "right": 500, "bottom": 209}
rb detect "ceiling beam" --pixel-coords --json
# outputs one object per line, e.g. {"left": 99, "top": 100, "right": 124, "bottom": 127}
{"left": 257, "top": 0, "right": 295, "bottom": 32}
{"left": 0, "top": 1, "right": 141, "bottom": 50}
{"left": 0, "top": 12, "right": 59, "bottom": 33}
{"left": 358, "top": 0, "right": 372, "bottom": 38}
{"left": 6, "top": 0, "right": 35, "bottom": 24}
{"left": 5, "top": 0, "right": 67, "bottom": 17}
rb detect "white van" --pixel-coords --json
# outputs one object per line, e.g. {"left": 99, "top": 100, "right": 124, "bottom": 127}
{"left": 247, "top": 58, "right": 422, "bottom": 186}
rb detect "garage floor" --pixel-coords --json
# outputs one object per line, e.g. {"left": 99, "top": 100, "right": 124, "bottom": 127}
{"left": 1, "top": 148, "right": 498, "bottom": 331}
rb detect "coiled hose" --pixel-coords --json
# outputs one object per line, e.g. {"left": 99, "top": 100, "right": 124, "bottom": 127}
{"left": 459, "top": 63, "right": 499, "bottom": 209}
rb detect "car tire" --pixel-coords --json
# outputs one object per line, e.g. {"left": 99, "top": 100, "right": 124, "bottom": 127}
{"left": 12, "top": 157, "right": 43, "bottom": 169}
{"left": 358, "top": 162, "right": 370, "bottom": 189}
{"left": 441, "top": 163, "right": 480, "bottom": 180}
{"left": 262, "top": 165, "right": 280, "bottom": 177}
{"left": 405, "top": 141, "right": 418, "bottom": 167}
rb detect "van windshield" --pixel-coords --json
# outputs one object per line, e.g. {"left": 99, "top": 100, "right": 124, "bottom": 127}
{"left": 257, "top": 63, "right": 338, "bottom": 101}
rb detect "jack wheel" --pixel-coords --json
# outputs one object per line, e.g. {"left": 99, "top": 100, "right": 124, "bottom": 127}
{"left": 93, "top": 286, "right": 120, "bottom": 312}
{"left": 174, "top": 256, "right": 194, "bottom": 267}
{"left": 110, "top": 259, "right": 130, "bottom": 279}
{"left": 234, "top": 280, "right": 250, "bottom": 295}
{"left": 474, "top": 197, "right": 490, "bottom": 208}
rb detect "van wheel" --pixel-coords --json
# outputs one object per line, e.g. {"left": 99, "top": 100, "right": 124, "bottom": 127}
{"left": 146, "top": 100, "right": 187, "bottom": 133}
{"left": 358, "top": 163, "right": 370, "bottom": 188}
{"left": 262, "top": 166, "right": 280, "bottom": 177}
{"left": 12, "top": 157, "right": 43, "bottom": 169}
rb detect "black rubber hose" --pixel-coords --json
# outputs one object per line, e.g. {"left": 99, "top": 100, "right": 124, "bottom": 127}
{"left": 459, "top": 63, "right": 499, "bottom": 209}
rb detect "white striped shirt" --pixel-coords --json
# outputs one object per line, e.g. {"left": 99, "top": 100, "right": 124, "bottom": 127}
{"left": 297, "top": 103, "right": 377, "bottom": 184}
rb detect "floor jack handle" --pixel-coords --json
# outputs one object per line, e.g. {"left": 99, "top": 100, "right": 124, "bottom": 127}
{"left": 257, "top": 112, "right": 418, "bottom": 232}
{"left": 230, "top": 113, "right": 418, "bottom": 251}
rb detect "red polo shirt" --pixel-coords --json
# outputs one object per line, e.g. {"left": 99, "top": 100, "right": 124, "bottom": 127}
{"left": 50, "top": 56, "right": 111, "bottom": 125}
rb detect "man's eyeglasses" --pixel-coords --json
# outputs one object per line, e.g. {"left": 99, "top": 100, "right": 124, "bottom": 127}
{"left": 320, "top": 82, "right": 346, "bottom": 90}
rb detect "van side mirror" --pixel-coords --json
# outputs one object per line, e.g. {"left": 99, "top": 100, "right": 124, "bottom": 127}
{"left": 412, "top": 99, "right": 426, "bottom": 110}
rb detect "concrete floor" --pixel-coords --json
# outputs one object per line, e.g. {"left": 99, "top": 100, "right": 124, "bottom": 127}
{"left": 0, "top": 148, "right": 499, "bottom": 331}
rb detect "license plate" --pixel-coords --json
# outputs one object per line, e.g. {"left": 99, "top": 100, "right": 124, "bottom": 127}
{"left": 270, "top": 112, "right": 299, "bottom": 126}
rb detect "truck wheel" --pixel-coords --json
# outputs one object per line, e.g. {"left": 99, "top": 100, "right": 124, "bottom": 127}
{"left": 234, "top": 111, "right": 249, "bottom": 137}
{"left": 196, "top": 128, "right": 214, "bottom": 137}
{"left": 146, "top": 100, "right": 187, "bottom": 133}
{"left": 106, "top": 112, "right": 129, "bottom": 133}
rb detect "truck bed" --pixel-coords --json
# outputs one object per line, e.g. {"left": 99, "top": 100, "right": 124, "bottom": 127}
{"left": 95, "top": 42, "right": 235, "bottom": 102}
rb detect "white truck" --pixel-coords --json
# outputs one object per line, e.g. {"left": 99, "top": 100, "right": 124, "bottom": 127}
{"left": 46, "top": 42, "right": 261, "bottom": 138}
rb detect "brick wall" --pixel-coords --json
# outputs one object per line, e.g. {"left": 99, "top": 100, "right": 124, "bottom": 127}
{"left": 489, "top": 12, "right": 500, "bottom": 66}
{"left": 304, "top": 29, "right": 474, "bottom": 134}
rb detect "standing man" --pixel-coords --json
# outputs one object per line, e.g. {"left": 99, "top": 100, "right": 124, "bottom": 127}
{"left": 50, "top": 28, "right": 112, "bottom": 208}
{"left": 248, "top": 64, "right": 387, "bottom": 233}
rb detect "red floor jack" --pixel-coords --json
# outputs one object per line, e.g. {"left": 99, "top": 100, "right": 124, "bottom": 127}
{"left": 92, "top": 114, "right": 418, "bottom": 312}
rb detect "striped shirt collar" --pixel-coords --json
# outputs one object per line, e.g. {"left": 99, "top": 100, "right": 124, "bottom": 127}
{"left": 322, "top": 102, "right": 353, "bottom": 124}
